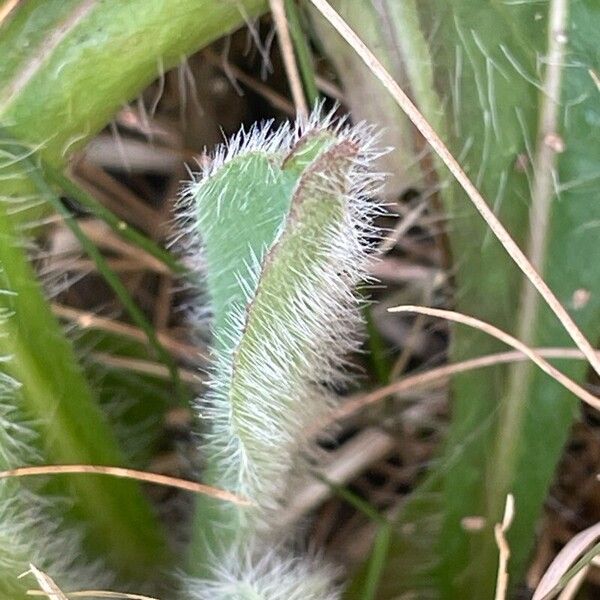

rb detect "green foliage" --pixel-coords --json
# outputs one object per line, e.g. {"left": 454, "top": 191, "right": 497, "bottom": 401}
{"left": 0, "top": 0, "right": 267, "bottom": 167}
{"left": 184, "top": 114, "right": 378, "bottom": 595}
{"left": 315, "top": 1, "right": 600, "bottom": 598}
{"left": 0, "top": 191, "right": 169, "bottom": 589}
{"left": 2, "top": 0, "right": 598, "bottom": 598}
{"left": 0, "top": 0, "right": 268, "bottom": 594}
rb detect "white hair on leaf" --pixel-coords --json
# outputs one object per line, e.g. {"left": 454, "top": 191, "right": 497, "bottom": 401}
{"left": 185, "top": 546, "right": 340, "bottom": 600}
{"left": 183, "top": 105, "right": 385, "bottom": 524}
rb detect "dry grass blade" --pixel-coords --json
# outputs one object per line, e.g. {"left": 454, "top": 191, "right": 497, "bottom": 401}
{"left": 270, "top": 0, "right": 308, "bottom": 117}
{"left": 22, "top": 565, "right": 68, "bottom": 600}
{"left": 203, "top": 49, "right": 295, "bottom": 115}
{"left": 0, "top": 0, "right": 19, "bottom": 25}
{"left": 494, "top": 495, "right": 515, "bottom": 600}
{"left": 556, "top": 567, "right": 590, "bottom": 600}
{"left": 532, "top": 522, "right": 600, "bottom": 600}
{"left": 326, "top": 347, "right": 596, "bottom": 427}
{"left": 388, "top": 306, "right": 600, "bottom": 411}
{"left": 53, "top": 304, "right": 203, "bottom": 363}
{"left": 28, "top": 591, "right": 159, "bottom": 600}
{"left": 309, "top": 0, "right": 600, "bottom": 379}
{"left": 90, "top": 351, "right": 199, "bottom": 385}
{"left": 0, "top": 465, "right": 250, "bottom": 506}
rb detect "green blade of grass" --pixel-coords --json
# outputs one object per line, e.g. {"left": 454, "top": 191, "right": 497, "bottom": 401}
{"left": 44, "top": 167, "right": 186, "bottom": 276}
{"left": 0, "top": 0, "right": 268, "bottom": 221}
{"left": 285, "top": 0, "right": 320, "bottom": 106}
{"left": 12, "top": 144, "right": 186, "bottom": 405}
{"left": 313, "top": 472, "right": 388, "bottom": 526}
{"left": 0, "top": 195, "right": 170, "bottom": 582}
{"left": 364, "top": 302, "right": 393, "bottom": 384}
{"left": 314, "top": 472, "right": 392, "bottom": 600}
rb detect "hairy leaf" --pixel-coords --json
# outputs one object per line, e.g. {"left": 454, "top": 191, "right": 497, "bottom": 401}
{"left": 183, "top": 111, "right": 380, "bottom": 593}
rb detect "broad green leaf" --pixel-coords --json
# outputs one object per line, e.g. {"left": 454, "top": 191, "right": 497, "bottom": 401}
{"left": 505, "top": 0, "right": 600, "bottom": 583}
{"left": 0, "top": 0, "right": 267, "bottom": 173}
{"left": 420, "top": 3, "right": 600, "bottom": 596}
{"left": 314, "top": 1, "right": 600, "bottom": 598}
{"left": 421, "top": 2, "right": 542, "bottom": 596}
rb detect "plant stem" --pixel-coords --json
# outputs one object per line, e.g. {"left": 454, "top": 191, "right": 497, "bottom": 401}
{"left": 286, "top": 0, "right": 320, "bottom": 106}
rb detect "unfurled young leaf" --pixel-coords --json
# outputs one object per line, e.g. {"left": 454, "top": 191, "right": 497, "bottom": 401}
{"left": 181, "top": 109, "right": 382, "bottom": 595}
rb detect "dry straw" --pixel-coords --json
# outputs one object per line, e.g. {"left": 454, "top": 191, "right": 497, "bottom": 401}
{"left": 309, "top": 0, "right": 600, "bottom": 383}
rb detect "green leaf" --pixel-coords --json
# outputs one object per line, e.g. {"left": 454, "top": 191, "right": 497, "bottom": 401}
{"left": 0, "top": 0, "right": 268, "bottom": 219}
{"left": 0, "top": 0, "right": 268, "bottom": 159}
{"left": 314, "top": 1, "right": 600, "bottom": 598}
{"left": 423, "top": 2, "right": 600, "bottom": 596}
{"left": 419, "top": 2, "right": 543, "bottom": 596}
{"left": 504, "top": 0, "right": 600, "bottom": 583}
{"left": 188, "top": 125, "right": 339, "bottom": 565}
{"left": 185, "top": 115, "right": 379, "bottom": 589}
{"left": 0, "top": 202, "right": 170, "bottom": 585}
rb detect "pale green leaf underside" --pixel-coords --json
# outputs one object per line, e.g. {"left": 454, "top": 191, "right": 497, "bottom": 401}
{"left": 196, "top": 132, "right": 337, "bottom": 349}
